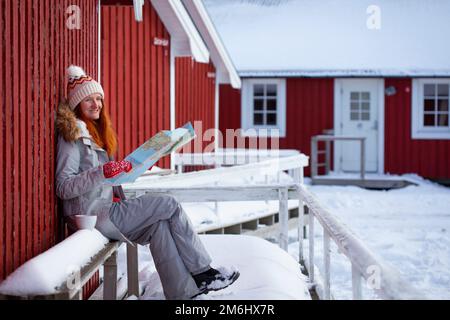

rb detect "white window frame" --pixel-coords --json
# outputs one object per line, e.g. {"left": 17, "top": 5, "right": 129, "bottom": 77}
{"left": 241, "top": 78, "right": 286, "bottom": 137}
{"left": 412, "top": 78, "right": 450, "bottom": 139}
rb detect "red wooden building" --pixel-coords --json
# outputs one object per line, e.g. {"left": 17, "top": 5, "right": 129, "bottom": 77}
{"left": 0, "top": 0, "right": 239, "bottom": 296}
{"left": 206, "top": 0, "right": 450, "bottom": 181}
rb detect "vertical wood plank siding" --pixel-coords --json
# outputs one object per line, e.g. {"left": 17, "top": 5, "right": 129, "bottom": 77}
{"left": 384, "top": 78, "right": 450, "bottom": 179}
{"left": 102, "top": 3, "right": 171, "bottom": 169}
{"left": 176, "top": 58, "right": 216, "bottom": 157}
{"left": 219, "top": 79, "right": 334, "bottom": 176}
{"left": 0, "top": 0, "right": 99, "bottom": 283}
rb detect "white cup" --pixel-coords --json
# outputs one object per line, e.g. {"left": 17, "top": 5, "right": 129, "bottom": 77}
{"left": 74, "top": 215, "right": 97, "bottom": 230}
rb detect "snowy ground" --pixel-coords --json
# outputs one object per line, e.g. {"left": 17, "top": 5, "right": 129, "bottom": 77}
{"left": 296, "top": 175, "right": 450, "bottom": 300}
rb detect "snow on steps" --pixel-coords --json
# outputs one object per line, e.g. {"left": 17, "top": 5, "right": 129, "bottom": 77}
{"left": 139, "top": 235, "right": 311, "bottom": 300}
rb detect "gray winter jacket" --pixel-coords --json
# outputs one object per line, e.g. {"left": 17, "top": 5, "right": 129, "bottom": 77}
{"left": 55, "top": 102, "right": 130, "bottom": 243}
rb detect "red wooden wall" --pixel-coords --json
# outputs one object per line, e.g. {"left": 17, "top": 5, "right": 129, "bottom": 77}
{"left": 218, "top": 84, "right": 241, "bottom": 136}
{"left": 0, "top": 0, "right": 99, "bottom": 285}
{"left": 220, "top": 78, "right": 450, "bottom": 179}
{"left": 101, "top": 3, "right": 171, "bottom": 168}
{"left": 176, "top": 58, "right": 216, "bottom": 153}
{"left": 219, "top": 78, "right": 334, "bottom": 176}
{"left": 384, "top": 78, "right": 450, "bottom": 180}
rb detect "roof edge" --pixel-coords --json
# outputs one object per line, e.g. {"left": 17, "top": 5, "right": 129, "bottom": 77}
{"left": 150, "top": 0, "right": 209, "bottom": 63}
{"left": 238, "top": 69, "right": 450, "bottom": 78}
{"left": 182, "top": 0, "right": 241, "bottom": 89}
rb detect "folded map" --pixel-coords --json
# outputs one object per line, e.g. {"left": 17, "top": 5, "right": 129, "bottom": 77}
{"left": 104, "top": 122, "right": 195, "bottom": 186}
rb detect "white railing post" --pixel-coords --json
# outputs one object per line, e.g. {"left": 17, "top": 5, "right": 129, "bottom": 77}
{"left": 294, "top": 167, "right": 304, "bottom": 264}
{"left": 265, "top": 174, "right": 269, "bottom": 204}
{"left": 311, "top": 137, "right": 318, "bottom": 178}
{"left": 352, "top": 263, "right": 362, "bottom": 300}
{"left": 279, "top": 187, "right": 289, "bottom": 251}
{"left": 325, "top": 140, "right": 331, "bottom": 175}
{"left": 309, "top": 211, "right": 315, "bottom": 283}
{"left": 214, "top": 180, "right": 219, "bottom": 215}
{"left": 323, "top": 231, "right": 331, "bottom": 300}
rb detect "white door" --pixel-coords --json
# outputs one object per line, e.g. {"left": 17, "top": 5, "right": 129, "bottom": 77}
{"left": 338, "top": 79, "right": 380, "bottom": 172}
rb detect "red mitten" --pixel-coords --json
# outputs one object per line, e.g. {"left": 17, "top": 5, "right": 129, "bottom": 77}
{"left": 103, "top": 160, "right": 132, "bottom": 178}
{"left": 119, "top": 160, "right": 132, "bottom": 173}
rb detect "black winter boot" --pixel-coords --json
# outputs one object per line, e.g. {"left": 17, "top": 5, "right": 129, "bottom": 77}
{"left": 191, "top": 267, "right": 240, "bottom": 298}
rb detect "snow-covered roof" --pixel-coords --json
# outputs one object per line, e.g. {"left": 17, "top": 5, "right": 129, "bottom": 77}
{"left": 203, "top": 0, "right": 450, "bottom": 77}
{"left": 182, "top": 0, "right": 242, "bottom": 88}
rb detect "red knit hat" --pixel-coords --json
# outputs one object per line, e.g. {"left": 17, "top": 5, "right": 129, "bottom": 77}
{"left": 66, "top": 65, "right": 104, "bottom": 110}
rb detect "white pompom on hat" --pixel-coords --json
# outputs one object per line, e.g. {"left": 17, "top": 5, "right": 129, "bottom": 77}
{"left": 66, "top": 65, "right": 104, "bottom": 110}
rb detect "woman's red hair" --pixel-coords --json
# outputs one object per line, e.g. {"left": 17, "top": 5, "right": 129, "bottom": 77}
{"left": 75, "top": 102, "right": 118, "bottom": 157}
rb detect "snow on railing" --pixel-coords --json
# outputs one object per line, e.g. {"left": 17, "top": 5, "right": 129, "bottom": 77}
{"left": 297, "top": 184, "right": 424, "bottom": 300}
{"left": 173, "top": 148, "right": 300, "bottom": 174}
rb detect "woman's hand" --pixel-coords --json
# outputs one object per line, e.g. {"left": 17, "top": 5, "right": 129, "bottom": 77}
{"left": 103, "top": 160, "right": 132, "bottom": 178}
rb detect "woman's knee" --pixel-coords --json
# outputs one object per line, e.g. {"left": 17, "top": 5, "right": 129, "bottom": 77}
{"left": 161, "top": 194, "right": 180, "bottom": 212}
{"left": 142, "top": 193, "right": 181, "bottom": 218}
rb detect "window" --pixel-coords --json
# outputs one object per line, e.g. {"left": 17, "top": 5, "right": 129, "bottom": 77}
{"left": 350, "top": 91, "right": 371, "bottom": 121}
{"left": 412, "top": 79, "right": 450, "bottom": 139}
{"left": 241, "top": 79, "right": 286, "bottom": 137}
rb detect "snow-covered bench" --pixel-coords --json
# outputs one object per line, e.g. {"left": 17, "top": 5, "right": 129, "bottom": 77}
{"left": 0, "top": 230, "right": 139, "bottom": 300}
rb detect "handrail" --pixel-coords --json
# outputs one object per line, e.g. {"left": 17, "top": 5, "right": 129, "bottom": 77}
{"left": 124, "top": 153, "right": 309, "bottom": 189}
{"left": 124, "top": 183, "right": 301, "bottom": 252}
{"left": 311, "top": 135, "right": 366, "bottom": 180}
{"left": 173, "top": 148, "right": 302, "bottom": 173}
{"left": 297, "top": 184, "right": 424, "bottom": 300}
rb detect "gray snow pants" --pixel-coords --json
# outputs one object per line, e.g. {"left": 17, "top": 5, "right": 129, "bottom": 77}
{"left": 108, "top": 193, "right": 212, "bottom": 299}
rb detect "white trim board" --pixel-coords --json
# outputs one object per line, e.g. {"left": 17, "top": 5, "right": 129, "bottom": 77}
{"left": 150, "top": 0, "right": 209, "bottom": 63}
{"left": 182, "top": 0, "right": 241, "bottom": 89}
{"left": 411, "top": 78, "right": 450, "bottom": 140}
{"left": 241, "top": 78, "right": 287, "bottom": 138}
{"left": 170, "top": 44, "right": 176, "bottom": 170}
{"left": 333, "top": 79, "right": 385, "bottom": 174}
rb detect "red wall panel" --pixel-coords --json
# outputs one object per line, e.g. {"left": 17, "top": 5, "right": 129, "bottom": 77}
{"left": 101, "top": 3, "right": 171, "bottom": 168}
{"left": 0, "top": 0, "right": 99, "bottom": 281}
{"left": 176, "top": 58, "right": 216, "bottom": 153}
{"left": 219, "top": 84, "right": 241, "bottom": 132}
{"left": 219, "top": 78, "right": 334, "bottom": 176}
{"left": 384, "top": 78, "right": 450, "bottom": 179}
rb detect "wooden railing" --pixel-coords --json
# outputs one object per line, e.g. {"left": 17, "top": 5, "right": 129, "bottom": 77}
{"left": 298, "top": 184, "right": 424, "bottom": 300}
{"left": 124, "top": 151, "right": 309, "bottom": 251}
{"left": 123, "top": 149, "right": 423, "bottom": 300}
{"left": 173, "top": 148, "right": 301, "bottom": 173}
{"left": 311, "top": 135, "right": 366, "bottom": 179}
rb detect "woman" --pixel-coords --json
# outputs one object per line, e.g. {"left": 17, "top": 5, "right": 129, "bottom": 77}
{"left": 55, "top": 65, "right": 239, "bottom": 299}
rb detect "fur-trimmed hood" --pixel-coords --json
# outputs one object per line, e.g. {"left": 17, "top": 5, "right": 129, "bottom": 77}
{"left": 56, "top": 101, "right": 91, "bottom": 142}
